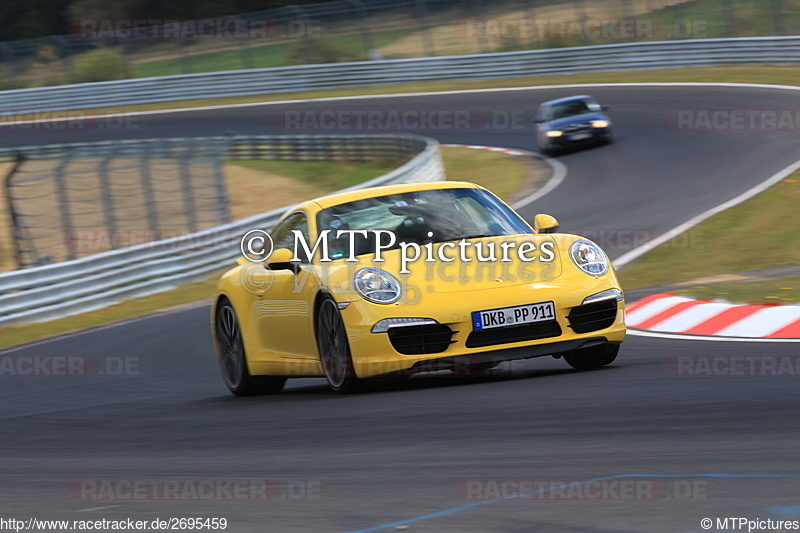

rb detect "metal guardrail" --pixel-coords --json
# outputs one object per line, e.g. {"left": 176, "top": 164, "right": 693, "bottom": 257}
{"left": 2, "top": 36, "right": 800, "bottom": 113}
{"left": 0, "top": 134, "right": 445, "bottom": 328}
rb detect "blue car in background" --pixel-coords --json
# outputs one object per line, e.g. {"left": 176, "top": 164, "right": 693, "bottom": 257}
{"left": 535, "top": 95, "right": 614, "bottom": 156}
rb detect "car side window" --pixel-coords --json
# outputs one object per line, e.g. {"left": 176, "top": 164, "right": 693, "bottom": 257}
{"left": 271, "top": 212, "right": 310, "bottom": 263}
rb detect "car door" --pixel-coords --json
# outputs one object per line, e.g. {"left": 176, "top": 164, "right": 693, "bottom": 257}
{"left": 255, "top": 211, "right": 322, "bottom": 362}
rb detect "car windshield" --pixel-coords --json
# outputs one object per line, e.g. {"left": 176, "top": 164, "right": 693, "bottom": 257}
{"left": 316, "top": 187, "right": 532, "bottom": 259}
{"left": 546, "top": 98, "right": 601, "bottom": 120}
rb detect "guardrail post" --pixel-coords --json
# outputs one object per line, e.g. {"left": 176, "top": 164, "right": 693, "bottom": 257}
{"left": 619, "top": 0, "right": 636, "bottom": 42}
{"left": 140, "top": 145, "right": 161, "bottom": 235}
{"left": 573, "top": 0, "right": 589, "bottom": 45}
{"left": 53, "top": 151, "right": 77, "bottom": 261}
{"left": 52, "top": 35, "right": 75, "bottom": 85}
{"left": 521, "top": 0, "right": 537, "bottom": 49}
{"left": 673, "top": 2, "right": 686, "bottom": 39}
{"left": 0, "top": 43, "right": 18, "bottom": 89}
{"left": 415, "top": 0, "right": 436, "bottom": 57}
{"left": 121, "top": 41, "right": 135, "bottom": 79}
{"left": 345, "top": 0, "right": 376, "bottom": 60}
{"left": 770, "top": 0, "right": 785, "bottom": 36}
{"left": 3, "top": 153, "right": 26, "bottom": 269}
{"left": 180, "top": 140, "right": 199, "bottom": 233}
{"left": 98, "top": 149, "right": 118, "bottom": 250}
{"left": 178, "top": 40, "right": 193, "bottom": 74}
{"left": 721, "top": 0, "right": 737, "bottom": 37}
{"left": 286, "top": 6, "right": 315, "bottom": 64}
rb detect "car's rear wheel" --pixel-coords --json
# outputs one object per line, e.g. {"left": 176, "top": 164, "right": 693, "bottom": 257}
{"left": 317, "top": 296, "right": 363, "bottom": 394}
{"left": 215, "top": 299, "right": 286, "bottom": 396}
{"left": 563, "top": 344, "right": 619, "bottom": 371}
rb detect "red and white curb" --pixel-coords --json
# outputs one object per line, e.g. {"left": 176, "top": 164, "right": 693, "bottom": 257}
{"left": 626, "top": 294, "right": 800, "bottom": 339}
{"left": 440, "top": 144, "right": 530, "bottom": 156}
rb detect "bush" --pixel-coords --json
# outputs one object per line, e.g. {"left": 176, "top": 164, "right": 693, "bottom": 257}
{"left": 72, "top": 46, "right": 127, "bottom": 83}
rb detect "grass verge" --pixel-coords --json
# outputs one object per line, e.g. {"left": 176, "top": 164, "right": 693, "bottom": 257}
{"left": 0, "top": 147, "right": 532, "bottom": 350}
{"left": 229, "top": 158, "right": 399, "bottom": 192}
{"left": 672, "top": 276, "right": 800, "bottom": 306}
{"left": 441, "top": 146, "right": 535, "bottom": 199}
{"left": 620, "top": 173, "right": 800, "bottom": 293}
{"left": 0, "top": 279, "right": 219, "bottom": 351}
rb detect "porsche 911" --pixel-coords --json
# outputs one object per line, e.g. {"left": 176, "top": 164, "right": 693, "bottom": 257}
{"left": 212, "top": 181, "right": 626, "bottom": 395}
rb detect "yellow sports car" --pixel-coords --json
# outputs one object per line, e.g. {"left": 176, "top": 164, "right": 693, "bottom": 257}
{"left": 212, "top": 181, "right": 626, "bottom": 395}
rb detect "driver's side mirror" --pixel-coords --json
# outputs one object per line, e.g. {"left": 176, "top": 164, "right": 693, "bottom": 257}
{"left": 533, "top": 214, "right": 560, "bottom": 234}
{"left": 266, "top": 248, "right": 298, "bottom": 271}
{"left": 601, "top": 105, "right": 610, "bottom": 111}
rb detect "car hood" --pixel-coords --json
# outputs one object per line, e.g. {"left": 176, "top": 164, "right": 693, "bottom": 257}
{"left": 316, "top": 234, "right": 567, "bottom": 299}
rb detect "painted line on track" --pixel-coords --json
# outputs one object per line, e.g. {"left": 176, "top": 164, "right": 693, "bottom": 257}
{"left": 614, "top": 156, "right": 800, "bottom": 268}
{"left": 627, "top": 328, "right": 800, "bottom": 343}
{"left": 440, "top": 143, "right": 568, "bottom": 210}
{"left": 5, "top": 81, "right": 800, "bottom": 127}
{"left": 339, "top": 473, "right": 800, "bottom": 533}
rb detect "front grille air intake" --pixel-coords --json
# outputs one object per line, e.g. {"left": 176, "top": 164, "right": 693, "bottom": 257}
{"left": 388, "top": 324, "right": 455, "bottom": 355}
{"left": 567, "top": 299, "right": 618, "bottom": 333}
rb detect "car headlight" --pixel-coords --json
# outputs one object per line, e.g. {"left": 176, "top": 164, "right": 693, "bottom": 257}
{"left": 371, "top": 318, "right": 437, "bottom": 333}
{"left": 546, "top": 130, "right": 563, "bottom": 137}
{"left": 592, "top": 120, "right": 610, "bottom": 128}
{"left": 569, "top": 239, "right": 609, "bottom": 277}
{"left": 582, "top": 288, "right": 624, "bottom": 305}
{"left": 354, "top": 267, "right": 401, "bottom": 304}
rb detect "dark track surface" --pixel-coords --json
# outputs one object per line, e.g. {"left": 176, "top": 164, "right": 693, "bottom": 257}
{"left": 1, "top": 84, "right": 800, "bottom": 532}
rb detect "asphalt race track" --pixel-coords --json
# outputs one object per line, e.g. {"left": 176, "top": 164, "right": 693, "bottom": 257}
{"left": 1, "top": 84, "right": 800, "bottom": 532}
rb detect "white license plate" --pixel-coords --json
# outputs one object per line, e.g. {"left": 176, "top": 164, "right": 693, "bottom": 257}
{"left": 472, "top": 301, "right": 555, "bottom": 330}
{"left": 570, "top": 133, "right": 592, "bottom": 141}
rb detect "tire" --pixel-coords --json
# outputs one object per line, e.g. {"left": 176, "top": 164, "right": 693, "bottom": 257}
{"left": 215, "top": 299, "right": 286, "bottom": 396}
{"left": 317, "top": 296, "right": 363, "bottom": 394}
{"left": 563, "top": 344, "right": 619, "bottom": 371}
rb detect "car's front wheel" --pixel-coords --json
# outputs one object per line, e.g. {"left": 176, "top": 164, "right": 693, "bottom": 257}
{"left": 215, "top": 299, "right": 286, "bottom": 396}
{"left": 563, "top": 344, "right": 619, "bottom": 371}
{"left": 317, "top": 296, "right": 363, "bottom": 394}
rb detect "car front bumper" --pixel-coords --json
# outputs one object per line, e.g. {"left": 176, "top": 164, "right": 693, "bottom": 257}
{"left": 341, "top": 281, "right": 626, "bottom": 378}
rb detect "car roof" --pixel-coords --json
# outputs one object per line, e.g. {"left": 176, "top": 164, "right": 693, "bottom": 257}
{"left": 539, "top": 95, "right": 595, "bottom": 107}
{"left": 304, "top": 181, "right": 488, "bottom": 211}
